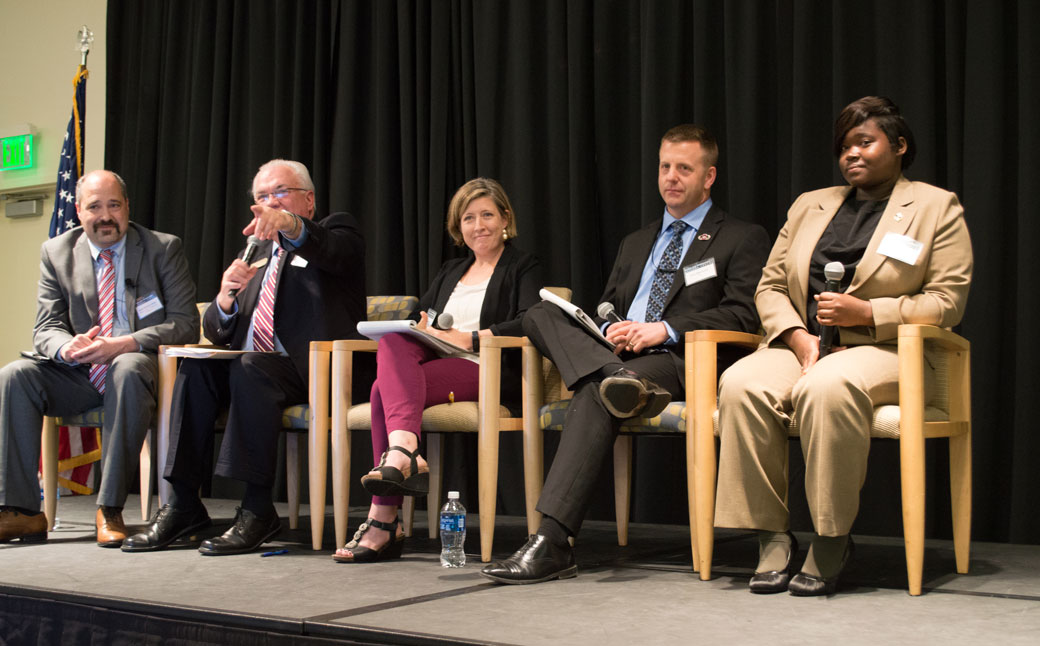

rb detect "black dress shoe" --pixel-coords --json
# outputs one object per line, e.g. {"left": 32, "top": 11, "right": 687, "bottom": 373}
{"left": 599, "top": 368, "right": 671, "bottom": 419}
{"left": 198, "top": 507, "right": 281, "bottom": 556}
{"left": 749, "top": 532, "right": 799, "bottom": 594}
{"left": 789, "top": 537, "right": 854, "bottom": 597}
{"left": 121, "top": 504, "right": 211, "bottom": 552}
{"left": 480, "top": 534, "right": 577, "bottom": 585}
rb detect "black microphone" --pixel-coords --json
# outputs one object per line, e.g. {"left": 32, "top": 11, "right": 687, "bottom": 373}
{"left": 819, "top": 261, "right": 845, "bottom": 358}
{"left": 434, "top": 312, "right": 454, "bottom": 330}
{"left": 124, "top": 278, "right": 135, "bottom": 289}
{"left": 229, "top": 235, "right": 262, "bottom": 297}
{"left": 597, "top": 302, "right": 624, "bottom": 325}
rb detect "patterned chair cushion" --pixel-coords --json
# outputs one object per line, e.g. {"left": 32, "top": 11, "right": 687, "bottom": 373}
{"left": 348, "top": 401, "right": 512, "bottom": 433}
{"left": 282, "top": 405, "right": 311, "bottom": 430}
{"left": 56, "top": 406, "right": 105, "bottom": 427}
{"left": 367, "top": 295, "right": 419, "bottom": 321}
{"left": 711, "top": 405, "right": 950, "bottom": 440}
{"left": 539, "top": 400, "right": 687, "bottom": 434}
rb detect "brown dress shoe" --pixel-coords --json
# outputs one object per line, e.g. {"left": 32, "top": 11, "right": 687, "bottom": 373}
{"left": 96, "top": 507, "right": 128, "bottom": 548}
{"left": 0, "top": 508, "right": 48, "bottom": 543}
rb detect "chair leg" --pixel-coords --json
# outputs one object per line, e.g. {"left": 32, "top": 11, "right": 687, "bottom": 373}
{"left": 427, "top": 433, "right": 443, "bottom": 540}
{"left": 478, "top": 427, "right": 500, "bottom": 563}
{"left": 899, "top": 334, "right": 927, "bottom": 596}
{"left": 613, "top": 435, "right": 632, "bottom": 547}
{"left": 331, "top": 425, "right": 351, "bottom": 550}
{"left": 286, "top": 432, "right": 301, "bottom": 530}
{"left": 949, "top": 430, "right": 972, "bottom": 574}
{"left": 139, "top": 427, "right": 155, "bottom": 521}
{"left": 401, "top": 497, "right": 415, "bottom": 537}
{"left": 41, "top": 417, "right": 59, "bottom": 531}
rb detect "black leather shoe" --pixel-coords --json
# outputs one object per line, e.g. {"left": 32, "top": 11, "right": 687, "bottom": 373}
{"left": 121, "top": 504, "right": 211, "bottom": 552}
{"left": 198, "top": 507, "right": 281, "bottom": 556}
{"left": 749, "top": 532, "right": 799, "bottom": 594}
{"left": 789, "top": 536, "right": 854, "bottom": 597}
{"left": 480, "top": 534, "right": 577, "bottom": 585}
{"left": 599, "top": 368, "right": 670, "bottom": 419}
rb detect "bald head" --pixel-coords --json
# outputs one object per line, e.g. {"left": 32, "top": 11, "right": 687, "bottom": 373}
{"left": 75, "top": 170, "right": 131, "bottom": 248}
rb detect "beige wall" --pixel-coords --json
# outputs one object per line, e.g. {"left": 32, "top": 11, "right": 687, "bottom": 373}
{"left": 0, "top": 0, "right": 107, "bottom": 363}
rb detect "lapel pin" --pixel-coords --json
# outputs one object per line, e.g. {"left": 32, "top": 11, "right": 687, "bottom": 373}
{"left": 894, "top": 212, "right": 904, "bottom": 222}
{"left": 697, "top": 233, "right": 711, "bottom": 241}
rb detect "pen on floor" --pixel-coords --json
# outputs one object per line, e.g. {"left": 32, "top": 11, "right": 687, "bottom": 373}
{"left": 261, "top": 549, "right": 289, "bottom": 557}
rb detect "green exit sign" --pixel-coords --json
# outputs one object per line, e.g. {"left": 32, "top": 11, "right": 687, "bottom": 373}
{"left": 1, "top": 134, "right": 34, "bottom": 171}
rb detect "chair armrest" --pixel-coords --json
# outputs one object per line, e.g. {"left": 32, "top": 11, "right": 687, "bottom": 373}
{"left": 332, "top": 339, "right": 379, "bottom": 352}
{"left": 481, "top": 335, "right": 526, "bottom": 349}
{"left": 898, "top": 324, "right": 970, "bottom": 352}
{"left": 685, "top": 329, "right": 763, "bottom": 350}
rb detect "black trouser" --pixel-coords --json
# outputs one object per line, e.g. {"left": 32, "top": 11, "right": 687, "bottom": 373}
{"left": 522, "top": 302, "right": 683, "bottom": 535}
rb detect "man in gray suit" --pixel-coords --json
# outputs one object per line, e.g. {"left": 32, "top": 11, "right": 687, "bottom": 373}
{"left": 0, "top": 170, "right": 198, "bottom": 546}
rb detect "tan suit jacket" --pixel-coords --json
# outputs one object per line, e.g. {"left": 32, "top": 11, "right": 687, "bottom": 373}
{"left": 756, "top": 175, "right": 973, "bottom": 346}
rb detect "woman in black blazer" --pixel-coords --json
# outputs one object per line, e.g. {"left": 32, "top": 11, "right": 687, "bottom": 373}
{"left": 334, "top": 178, "right": 542, "bottom": 563}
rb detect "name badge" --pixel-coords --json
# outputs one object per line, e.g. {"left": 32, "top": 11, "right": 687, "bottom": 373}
{"left": 290, "top": 255, "right": 309, "bottom": 268}
{"left": 877, "top": 232, "right": 923, "bottom": 265}
{"left": 683, "top": 258, "right": 717, "bottom": 286}
{"left": 136, "top": 292, "right": 164, "bottom": 318}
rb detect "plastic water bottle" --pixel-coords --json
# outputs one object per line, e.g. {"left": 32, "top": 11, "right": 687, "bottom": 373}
{"left": 439, "top": 491, "right": 466, "bottom": 567}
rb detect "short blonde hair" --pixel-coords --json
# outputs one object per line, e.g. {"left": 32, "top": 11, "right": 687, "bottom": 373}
{"left": 445, "top": 177, "right": 518, "bottom": 246}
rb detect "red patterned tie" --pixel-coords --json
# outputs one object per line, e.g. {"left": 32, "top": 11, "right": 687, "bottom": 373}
{"left": 88, "top": 249, "right": 115, "bottom": 393}
{"left": 252, "top": 247, "right": 283, "bottom": 352}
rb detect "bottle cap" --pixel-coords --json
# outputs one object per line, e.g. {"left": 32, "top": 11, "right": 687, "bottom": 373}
{"left": 448, "top": 491, "right": 460, "bottom": 499}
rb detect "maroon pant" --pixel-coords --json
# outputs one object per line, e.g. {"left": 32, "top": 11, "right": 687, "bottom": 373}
{"left": 369, "top": 333, "right": 479, "bottom": 506}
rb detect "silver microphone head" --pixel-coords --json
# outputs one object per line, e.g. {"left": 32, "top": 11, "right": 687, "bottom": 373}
{"left": 824, "top": 261, "right": 845, "bottom": 282}
{"left": 596, "top": 302, "right": 616, "bottom": 319}
{"left": 435, "top": 312, "right": 454, "bottom": 330}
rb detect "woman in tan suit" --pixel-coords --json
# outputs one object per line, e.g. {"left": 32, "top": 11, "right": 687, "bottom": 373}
{"left": 714, "top": 96, "right": 972, "bottom": 596}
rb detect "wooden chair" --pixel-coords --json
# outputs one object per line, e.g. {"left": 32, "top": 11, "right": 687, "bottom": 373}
{"left": 305, "top": 295, "right": 419, "bottom": 550}
{"left": 40, "top": 411, "right": 155, "bottom": 529}
{"left": 156, "top": 303, "right": 333, "bottom": 546}
{"left": 333, "top": 292, "right": 564, "bottom": 562}
{"left": 692, "top": 324, "right": 972, "bottom": 595}
{"left": 524, "top": 333, "right": 699, "bottom": 558}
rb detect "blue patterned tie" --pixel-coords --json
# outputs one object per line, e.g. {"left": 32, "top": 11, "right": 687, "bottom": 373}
{"left": 645, "top": 220, "right": 688, "bottom": 322}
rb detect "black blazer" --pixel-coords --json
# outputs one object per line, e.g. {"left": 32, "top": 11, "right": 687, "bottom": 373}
{"left": 413, "top": 242, "right": 542, "bottom": 338}
{"left": 597, "top": 204, "right": 770, "bottom": 353}
{"left": 204, "top": 211, "right": 367, "bottom": 380}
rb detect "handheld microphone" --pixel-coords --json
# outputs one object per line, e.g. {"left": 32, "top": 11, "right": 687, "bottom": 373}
{"left": 434, "top": 312, "right": 454, "bottom": 330}
{"left": 229, "top": 235, "right": 262, "bottom": 297}
{"left": 819, "top": 261, "right": 845, "bottom": 358}
{"left": 597, "top": 302, "right": 625, "bottom": 325}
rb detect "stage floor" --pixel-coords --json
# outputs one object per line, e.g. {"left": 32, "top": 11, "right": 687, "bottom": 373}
{"left": 2, "top": 495, "right": 1038, "bottom": 645}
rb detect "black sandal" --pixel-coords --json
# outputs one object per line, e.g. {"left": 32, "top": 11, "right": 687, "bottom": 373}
{"left": 332, "top": 517, "right": 405, "bottom": 563}
{"left": 360, "top": 445, "right": 430, "bottom": 497}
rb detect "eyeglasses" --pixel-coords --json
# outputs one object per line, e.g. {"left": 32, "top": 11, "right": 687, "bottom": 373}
{"left": 253, "top": 187, "right": 308, "bottom": 203}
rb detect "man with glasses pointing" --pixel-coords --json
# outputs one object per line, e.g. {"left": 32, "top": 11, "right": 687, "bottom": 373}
{"left": 122, "top": 159, "right": 367, "bottom": 555}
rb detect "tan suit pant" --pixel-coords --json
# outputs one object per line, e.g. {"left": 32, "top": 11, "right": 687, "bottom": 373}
{"left": 714, "top": 343, "right": 922, "bottom": 536}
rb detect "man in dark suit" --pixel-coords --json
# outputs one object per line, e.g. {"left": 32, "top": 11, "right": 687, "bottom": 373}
{"left": 122, "top": 159, "right": 366, "bottom": 555}
{"left": 481, "top": 124, "right": 770, "bottom": 584}
{"left": 0, "top": 170, "right": 199, "bottom": 546}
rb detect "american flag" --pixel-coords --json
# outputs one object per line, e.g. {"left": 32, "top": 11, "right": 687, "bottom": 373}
{"left": 46, "top": 63, "right": 101, "bottom": 496}
{"left": 49, "top": 65, "right": 88, "bottom": 238}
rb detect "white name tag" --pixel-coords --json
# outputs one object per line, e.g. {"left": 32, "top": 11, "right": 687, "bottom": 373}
{"left": 683, "top": 258, "right": 717, "bottom": 286}
{"left": 877, "top": 232, "right": 924, "bottom": 265}
{"left": 135, "top": 292, "right": 164, "bottom": 318}
{"left": 290, "top": 255, "right": 308, "bottom": 268}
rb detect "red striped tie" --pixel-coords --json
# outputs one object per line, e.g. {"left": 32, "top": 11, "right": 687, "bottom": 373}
{"left": 88, "top": 249, "right": 115, "bottom": 393}
{"left": 252, "top": 247, "right": 283, "bottom": 352}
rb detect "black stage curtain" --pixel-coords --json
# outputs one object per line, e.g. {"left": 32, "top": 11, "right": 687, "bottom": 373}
{"left": 106, "top": 0, "right": 1040, "bottom": 545}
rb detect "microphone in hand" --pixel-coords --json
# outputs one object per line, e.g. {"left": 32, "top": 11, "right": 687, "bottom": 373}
{"left": 819, "top": 261, "right": 845, "bottom": 358}
{"left": 597, "top": 302, "right": 625, "bottom": 325}
{"left": 229, "top": 235, "right": 262, "bottom": 298}
{"left": 433, "top": 312, "right": 454, "bottom": 330}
